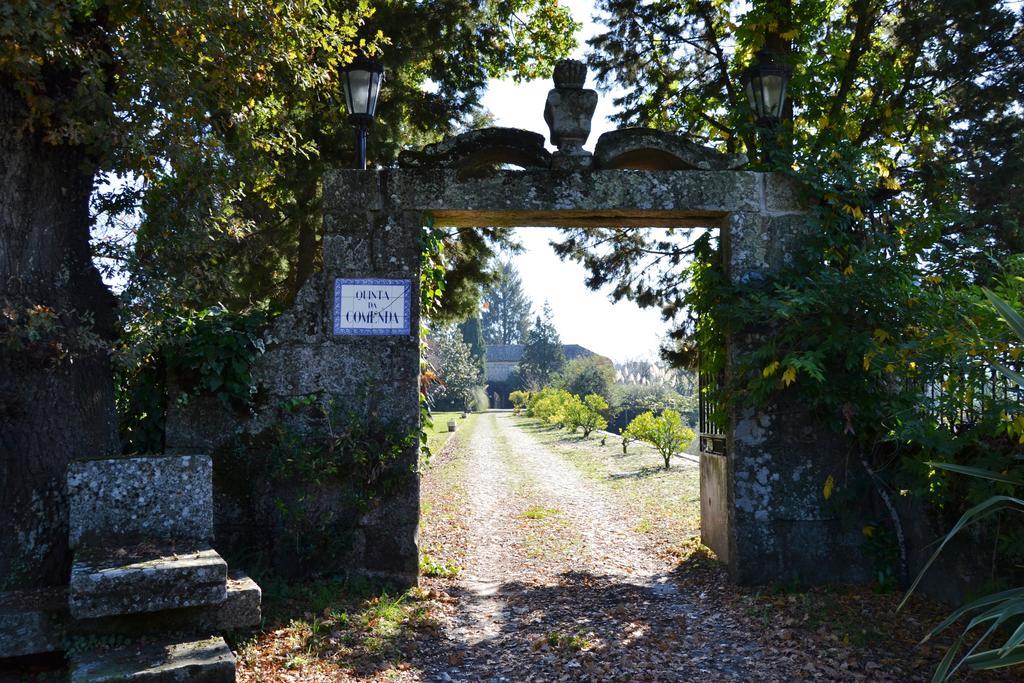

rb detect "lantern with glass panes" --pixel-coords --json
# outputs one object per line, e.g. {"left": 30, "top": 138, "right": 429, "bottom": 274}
{"left": 340, "top": 57, "right": 384, "bottom": 169}
{"left": 741, "top": 50, "right": 792, "bottom": 123}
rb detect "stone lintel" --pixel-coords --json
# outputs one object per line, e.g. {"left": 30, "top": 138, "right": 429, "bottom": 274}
{"left": 385, "top": 168, "right": 763, "bottom": 218}
{"left": 70, "top": 635, "right": 235, "bottom": 683}
{"left": 67, "top": 455, "right": 213, "bottom": 549}
{"left": 428, "top": 209, "right": 724, "bottom": 229}
{"left": 70, "top": 546, "right": 227, "bottom": 620}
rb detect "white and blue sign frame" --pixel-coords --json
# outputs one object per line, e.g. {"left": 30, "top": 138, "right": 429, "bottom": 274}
{"left": 332, "top": 278, "right": 412, "bottom": 336}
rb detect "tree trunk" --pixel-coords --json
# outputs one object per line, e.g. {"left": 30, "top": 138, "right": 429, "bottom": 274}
{"left": 0, "top": 85, "right": 120, "bottom": 589}
{"left": 288, "top": 182, "right": 320, "bottom": 305}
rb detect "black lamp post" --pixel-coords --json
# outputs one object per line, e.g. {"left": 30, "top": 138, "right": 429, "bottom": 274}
{"left": 741, "top": 50, "right": 792, "bottom": 165}
{"left": 340, "top": 56, "right": 384, "bottom": 169}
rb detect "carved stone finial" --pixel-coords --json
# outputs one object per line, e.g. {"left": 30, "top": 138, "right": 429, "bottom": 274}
{"left": 552, "top": 59, "right": 587, "bottom": 89}
{"left": 544, "top": 60, "right": 598, "bottom": 170}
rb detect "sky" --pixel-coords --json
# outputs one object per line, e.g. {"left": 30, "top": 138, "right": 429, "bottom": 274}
{"left": 479, "top": 1, "right": 672, "bottom": 363}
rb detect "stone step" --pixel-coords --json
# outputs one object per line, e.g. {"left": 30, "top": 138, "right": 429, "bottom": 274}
{"left": 0, "top": 587, "right": 66, "bottom": 658}
{"left": 74, "top": 572, "right": 261, "bottom": 635}
{"left": 70, "top": 635, "right": 235, "bottom": 682}
{"left": 0, "top": 572, "right": 260, "bottom": 659}
{"left": 70, "top": 545, "right": 227, "bottom": 620}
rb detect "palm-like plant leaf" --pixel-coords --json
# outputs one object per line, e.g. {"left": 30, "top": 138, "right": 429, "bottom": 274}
{"left": 925, "top": 461, "right": 1024, "bottom": 486}
{"left": 906, "top": 288, "right": 1024, "bottom": 680}
{"left": 983, "top": 288, "right": 1024, "bottom": 342}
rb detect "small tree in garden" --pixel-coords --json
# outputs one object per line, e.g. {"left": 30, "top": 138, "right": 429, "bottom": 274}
{"left": 620, "top": 428, "right": 634, "bottom": 454}
{"left": 509, "top": 390, "right": 530, "bottom": 415}
{"left": 575, "top": 394, "right": 609, "bottom": 437}
{"left": 625, "top": 410, "right": 694, "bottom": 469}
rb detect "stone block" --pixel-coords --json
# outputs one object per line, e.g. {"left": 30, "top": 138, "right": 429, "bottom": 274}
{"left": 210, "top": 572, "right": 262, "bottom": 631}
{"left": 68, "top": 455, "right": 213, "bottom": 549}
{"left": 70, "top": 545, "right": 227, "bottom": 620}
{"left": 162, "top": 396, "right": 240, "bottom": 457}
{"left": 0, "top": 587, "right": 66, "bottom": 658}
{"left": 323, "top": 170, "right": 381, "bottom": 212}
{"left": 763, "top": 173, "right": 807, "bottom": 214}
{"left": 396, "top": 127, "right": 551, "bottom": 175}
{"left": 0, "top": 572, "right": 259, "bottom": 660}
{"left": 73, "top": 571, "right": 261, "bottom": 636}
{"left": 70, "top": 635, "right": 235, "bottom": 683}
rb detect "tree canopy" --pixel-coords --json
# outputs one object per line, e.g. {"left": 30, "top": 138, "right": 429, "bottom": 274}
{"left": 517, "top": 303, "right": 566, "bottom": 389}
{"left": 482, "top": 260, "right": 534, "bottom": 345}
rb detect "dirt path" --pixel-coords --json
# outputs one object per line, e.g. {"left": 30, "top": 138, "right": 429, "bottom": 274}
{"left": 420, "top": 412, "right": 764, "bottom": 682}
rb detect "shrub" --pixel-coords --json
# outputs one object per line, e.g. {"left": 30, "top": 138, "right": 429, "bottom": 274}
{"left": 527, "top": 387, "right": 574, "bottom": 425}
{"left": 509, "top": 390, "right": 530, "bottom": 415}
{"left": 899, "top": 290, "right": 1024, "bottom": 680}
{"left": 624, "top": 409, "right": 695, "bottom": 469}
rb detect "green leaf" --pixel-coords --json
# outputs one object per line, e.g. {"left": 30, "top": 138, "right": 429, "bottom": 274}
{"left": 997, "top": 619, "right": 1024, "bottom": 658}
{"left": 921, "top": 588, "right": 1024, "bottom": 642}
{"left": 931, "top": 633, "right": 964, "bottom": 682}
{"left": 991, "top": 359, "right": 1024, "bottom": 389}
{"left": 925, "top": 461, "right": 1024, "bottom": 486}
{"left": 900, "top": 496, "right": 1024, "bottom": 611}
{"left": 983, "top": 288, "right": 1024, "bottom": 341}
{"left": 966, "top": 644, "right": 1024, "bottom": 670}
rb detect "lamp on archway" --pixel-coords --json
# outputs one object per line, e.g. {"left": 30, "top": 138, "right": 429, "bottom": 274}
{"left": 741, "top": 49, "right": 792, "bottom": 166}
{"left": 741, "top": 50, "right": 791, "bottom": 124}
{"left": 340, "top": 56, "right": 385, "bottom": 169}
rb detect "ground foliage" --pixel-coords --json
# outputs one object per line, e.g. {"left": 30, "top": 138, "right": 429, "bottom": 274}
{"left": 235, "top": 412, "right": 1017, "bottom": 682}
{"left": 554, "top": 0, "right": 1024, "bottom": 591}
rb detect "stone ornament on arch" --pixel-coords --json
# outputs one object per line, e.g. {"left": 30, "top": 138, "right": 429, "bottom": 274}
{"left": 397, "top": 127, "right": 552, "bottom": 178}
{"left": 593, "top": 128, "right": 749, "bottom": 171}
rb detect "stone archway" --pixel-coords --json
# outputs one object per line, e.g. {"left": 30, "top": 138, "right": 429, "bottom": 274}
{"left": 167, "top": 62, "right": 867, "bottom": 587}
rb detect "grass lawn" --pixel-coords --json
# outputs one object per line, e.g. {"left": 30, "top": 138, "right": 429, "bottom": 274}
{"left": 424, "top": 410, "right": 473, "bottom": 455}
{"left": 510, "top": 415, "right": 701, "bottom": 558}
{"left": 418, "top": 411, "right": 478, "bottom": 577}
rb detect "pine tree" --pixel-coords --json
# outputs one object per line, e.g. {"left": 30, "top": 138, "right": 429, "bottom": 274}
{"left": 482, "top": 261, "right": 533, "bottom": 345}
{"left": 517, "top": 303, "right": 566, "bottom": 389}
